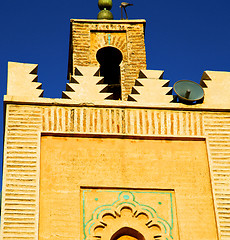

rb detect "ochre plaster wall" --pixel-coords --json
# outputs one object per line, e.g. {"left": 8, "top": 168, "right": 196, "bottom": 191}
{"left": 39, "top": 136, "right": 218, "bottom": 240}
{"left": 2, "top": 104, "right": 230, "bottom": 240}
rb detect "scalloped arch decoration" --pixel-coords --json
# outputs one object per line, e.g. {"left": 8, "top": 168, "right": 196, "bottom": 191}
{"left": 84, "top": 192, "right": 172, "bottom": 240}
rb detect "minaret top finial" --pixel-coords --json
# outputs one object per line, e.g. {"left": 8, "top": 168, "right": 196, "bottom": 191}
{"left": 97, "top": 0, "right": 113, "bottom": 20}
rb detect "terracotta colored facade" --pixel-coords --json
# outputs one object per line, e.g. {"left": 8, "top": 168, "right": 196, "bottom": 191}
{"left": 1, "top": 19, "right": 230, "bottom": 240}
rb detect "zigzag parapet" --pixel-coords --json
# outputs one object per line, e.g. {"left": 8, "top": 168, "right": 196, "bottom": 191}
{"left": 7, "top": 62, "right": 43, "bottom": 98}
{"left": 200, "top": 71, "right": 230, "bottom": 108}
{"left": 62, "top": 66, "right": 112, "bottom": 102}
{"left": 128, "top": 69, "right": 173, "bottom": 104}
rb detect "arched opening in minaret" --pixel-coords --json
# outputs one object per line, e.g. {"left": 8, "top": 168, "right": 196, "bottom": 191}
{"left": 96, "top": 46, "right": 122, "bottom": 100}
{"left": 111, "top": 227, "right": 145, "bottom": 240}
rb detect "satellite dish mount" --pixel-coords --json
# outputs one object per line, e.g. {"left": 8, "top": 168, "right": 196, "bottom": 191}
{"left": 173, "top": 80, "right": 204, "bottom": 104}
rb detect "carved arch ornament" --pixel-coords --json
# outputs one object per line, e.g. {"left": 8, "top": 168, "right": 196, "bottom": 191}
{"left": 84, "top": 192, "right": 173, "bottom": 240}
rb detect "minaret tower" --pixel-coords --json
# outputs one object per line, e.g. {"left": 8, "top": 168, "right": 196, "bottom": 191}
{"left": 65, "top": 0, "right": 147, "bottom": 100}
{"left": 1, "top": 1, "right": 230, "bottom": 240}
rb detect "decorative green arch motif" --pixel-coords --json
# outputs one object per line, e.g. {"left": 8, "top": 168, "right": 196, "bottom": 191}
{"left": 83, "top": 191, "right": 174, "bottom": 240}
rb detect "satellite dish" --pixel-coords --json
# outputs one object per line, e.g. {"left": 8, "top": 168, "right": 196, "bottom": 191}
{"left": 173, "top": 80, "right": 204, "bottom": 102}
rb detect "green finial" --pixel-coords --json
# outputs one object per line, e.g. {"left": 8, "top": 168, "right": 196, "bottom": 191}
{"left": 97, "top": 0, "right": 113, "bottom": 20}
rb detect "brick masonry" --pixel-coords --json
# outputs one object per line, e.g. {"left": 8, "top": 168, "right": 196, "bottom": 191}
{"left": 69, "top": 20, "right": 147, "bottom": 100}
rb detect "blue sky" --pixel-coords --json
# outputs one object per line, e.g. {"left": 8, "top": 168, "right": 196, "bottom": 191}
{"left": 0, "top": 0, "right": 230, "bottom": 188}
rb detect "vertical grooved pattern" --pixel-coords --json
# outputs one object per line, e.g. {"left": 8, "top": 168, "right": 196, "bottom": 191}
{"left": 41, "top": 107, "right": 204, "bottom": 137}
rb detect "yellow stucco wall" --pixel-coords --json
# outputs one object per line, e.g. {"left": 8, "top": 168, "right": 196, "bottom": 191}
{"left": 2, "top": 103, "right": 230, "bottom": 240}
{"left": 39, "top": 136, "right": 217, "bottom": 240}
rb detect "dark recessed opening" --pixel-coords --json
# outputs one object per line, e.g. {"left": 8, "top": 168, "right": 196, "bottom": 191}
{"left": 96, "top": 46, "right": 123, "bottom": 100}
{"left": 111, "top": 227, "right": 145, "bottom": 240}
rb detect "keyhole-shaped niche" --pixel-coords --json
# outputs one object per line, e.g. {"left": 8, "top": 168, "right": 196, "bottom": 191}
{"left": 96, "top": 46, "right": 122, "bottom": 100}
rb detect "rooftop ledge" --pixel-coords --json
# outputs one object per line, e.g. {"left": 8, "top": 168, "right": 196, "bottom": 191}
{"left": 70, "top": 19, "right": 146, "bottom": 24}
{"left": 4, "top": 95, "right": 230, "bottom": 112}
